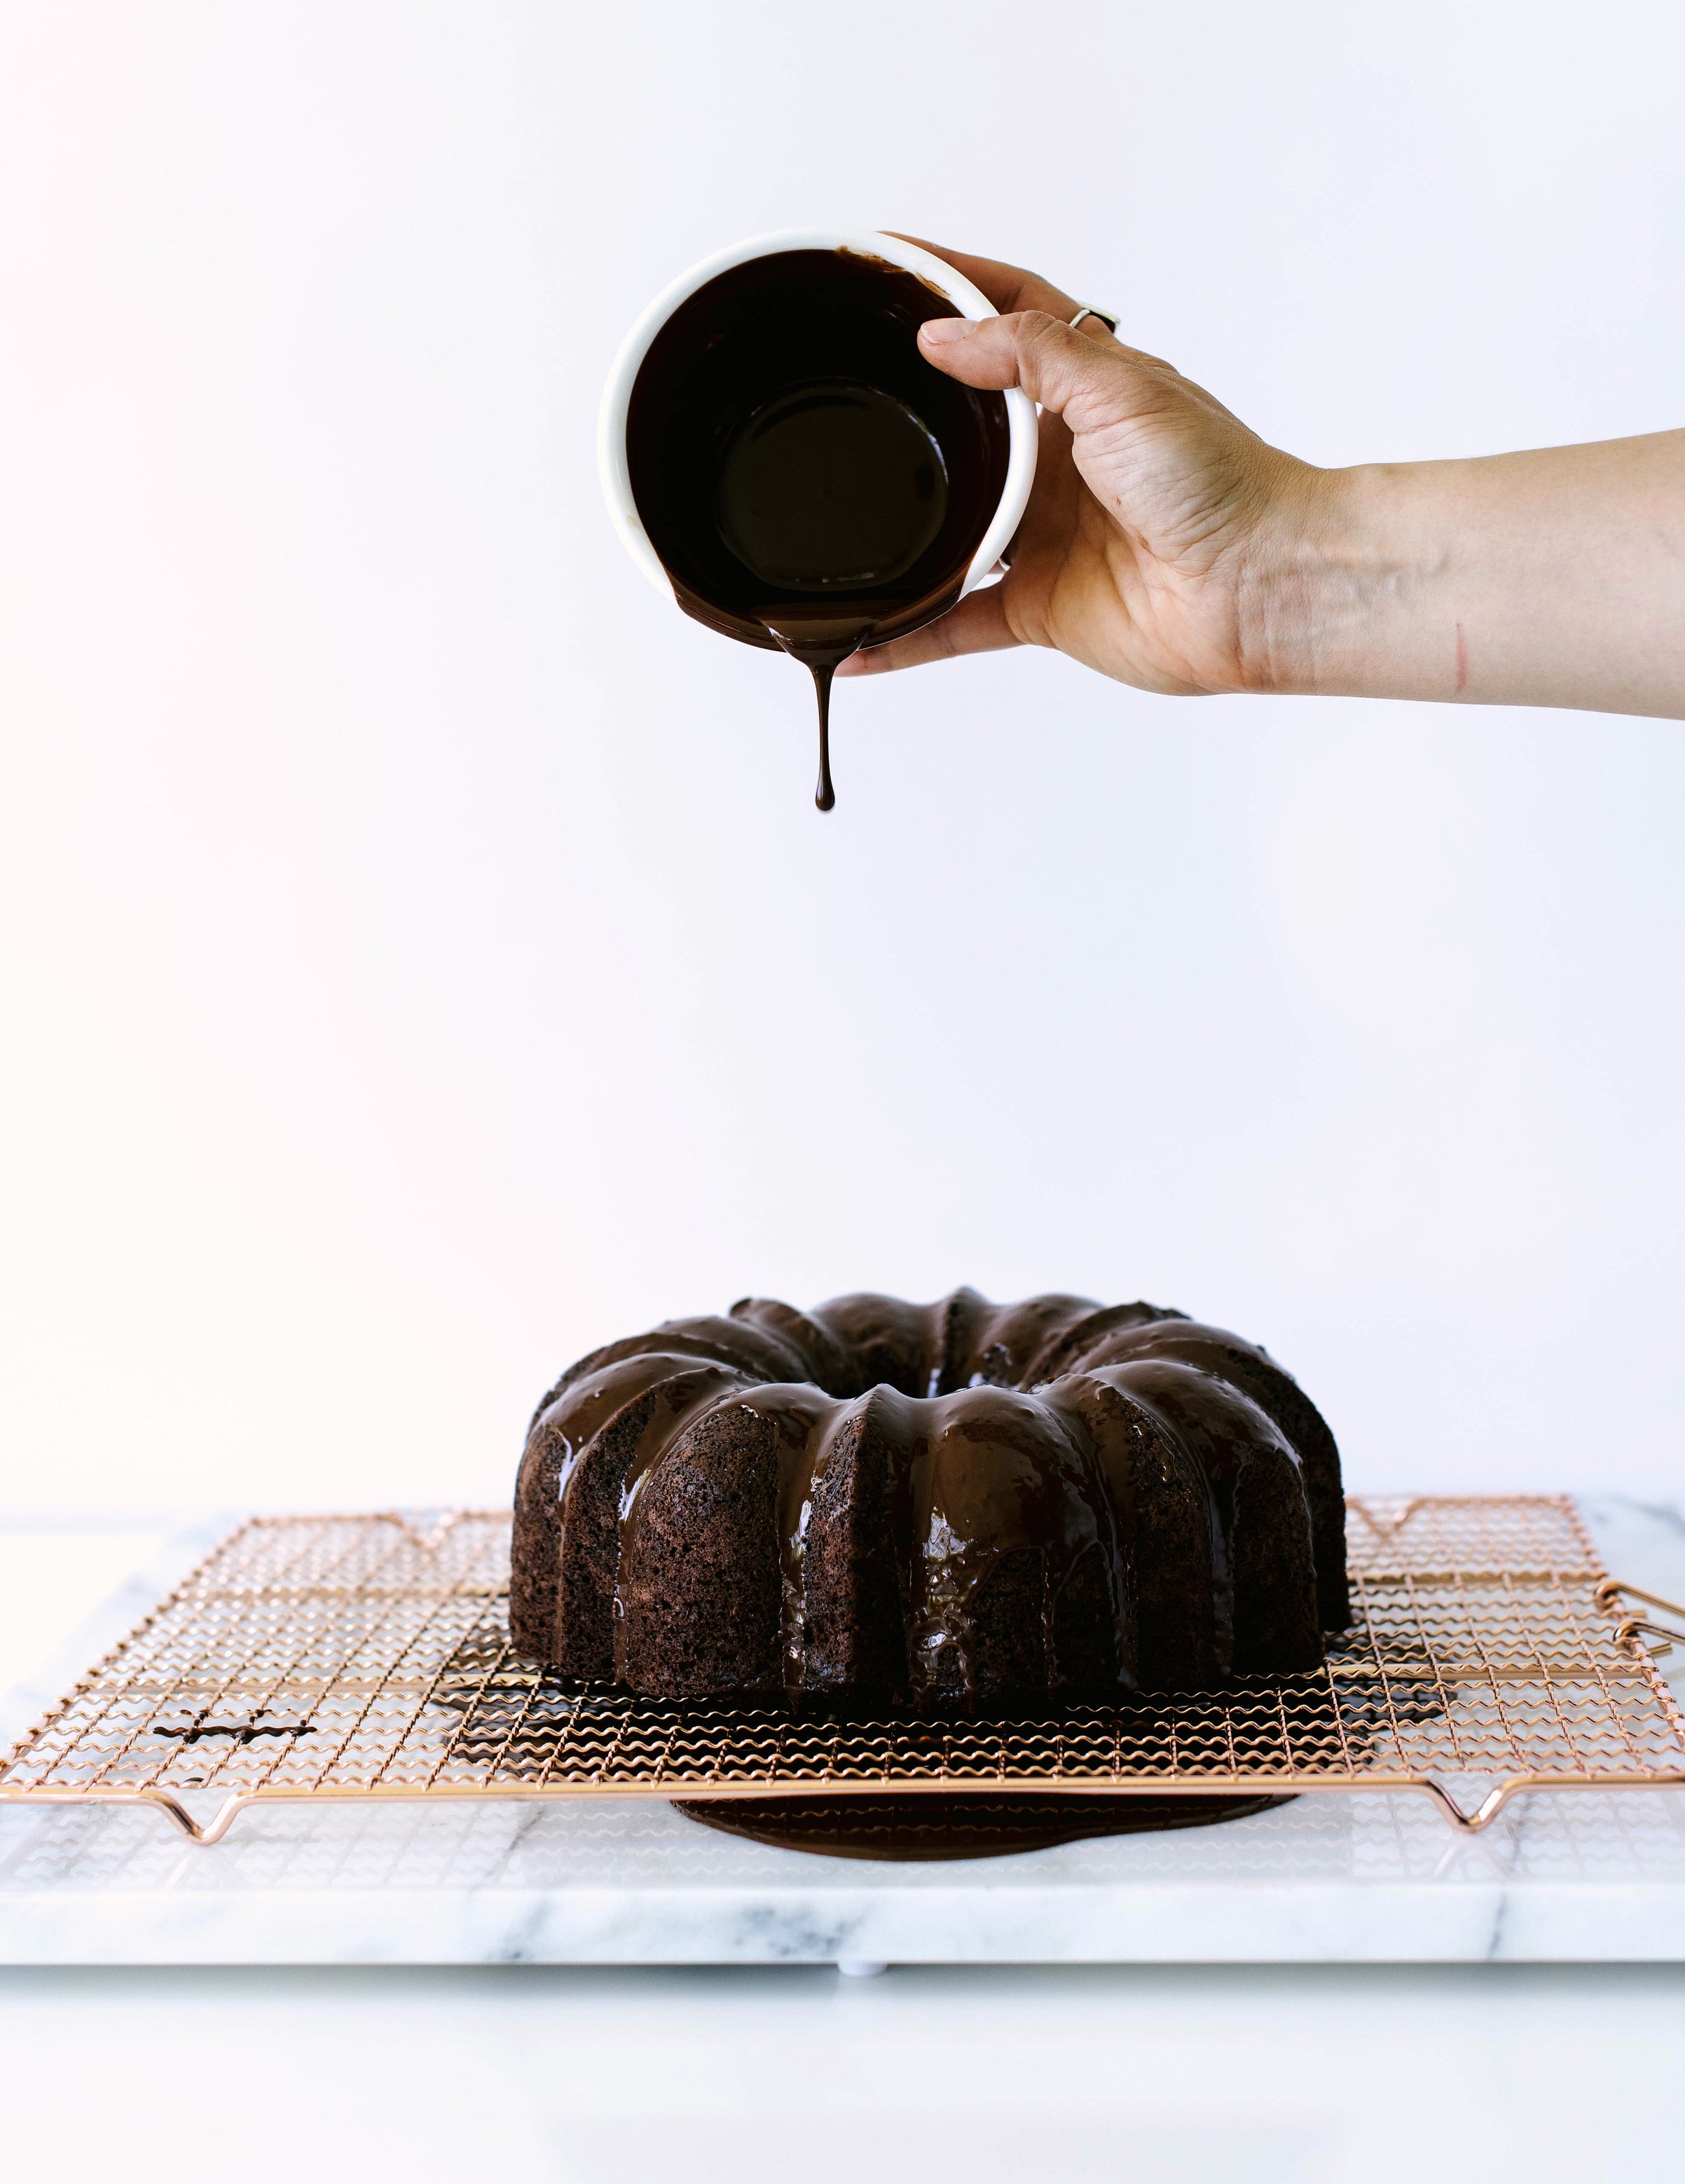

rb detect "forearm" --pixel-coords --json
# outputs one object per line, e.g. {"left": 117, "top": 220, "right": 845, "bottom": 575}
{"left": 1248, "top": 430, "right": 1685, "bottom": 717}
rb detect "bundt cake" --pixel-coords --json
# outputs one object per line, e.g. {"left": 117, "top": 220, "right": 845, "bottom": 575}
{"left": 510, "top": 1289, "right": 1347, "bottom": 1711}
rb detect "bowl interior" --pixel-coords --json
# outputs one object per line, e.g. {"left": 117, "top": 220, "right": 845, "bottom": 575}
{"left": 624, "top": 245, "right": 1013, "bottom": 652}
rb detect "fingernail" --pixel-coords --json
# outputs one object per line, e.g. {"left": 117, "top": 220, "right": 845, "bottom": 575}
{"left": 918, "top": 317, "right": 969, "bottom": 347}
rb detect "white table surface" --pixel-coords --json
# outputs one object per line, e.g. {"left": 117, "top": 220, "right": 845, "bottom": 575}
{"left": 2, "top": 1502, "right": 1683, "bottom": 2183}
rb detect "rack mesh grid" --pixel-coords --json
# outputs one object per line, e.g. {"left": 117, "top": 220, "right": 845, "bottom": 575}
{"left": 3, "top": 1496, "right": 1681, "bottom": 1841}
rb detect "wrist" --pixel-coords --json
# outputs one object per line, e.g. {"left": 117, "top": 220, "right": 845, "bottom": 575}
{"left": 1234, "top": 460, "right": 1452, "bottom": 702}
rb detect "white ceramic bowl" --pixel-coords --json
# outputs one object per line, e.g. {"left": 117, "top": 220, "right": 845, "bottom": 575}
{"left": 598, "top": 227, "right": 1038, "bottom": 609}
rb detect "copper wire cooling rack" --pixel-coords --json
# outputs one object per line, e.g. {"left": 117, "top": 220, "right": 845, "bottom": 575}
{"left": 2, "top": 1497, "right": 1682, "bottom": 1844}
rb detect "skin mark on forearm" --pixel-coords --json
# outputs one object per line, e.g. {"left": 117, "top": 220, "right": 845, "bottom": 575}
{"left": 1454, "top": 621, "right": 1469, "bottom": 696}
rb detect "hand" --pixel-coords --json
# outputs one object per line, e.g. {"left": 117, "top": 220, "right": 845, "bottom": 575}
{"left": 841, "top": 240, "right": 1685, "bottom": 721}
{"left": 837, "top": 242, "right": 1314, "bottom": 696}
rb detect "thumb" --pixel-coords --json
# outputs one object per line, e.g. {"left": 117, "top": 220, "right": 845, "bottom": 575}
{"left": 917, "top": 309, "right": 1122, "bottom": 423}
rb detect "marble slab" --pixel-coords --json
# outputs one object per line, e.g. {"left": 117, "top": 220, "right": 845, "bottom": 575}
{"left": 2, "top": 1498, "right": 1683, "bottom": 1967}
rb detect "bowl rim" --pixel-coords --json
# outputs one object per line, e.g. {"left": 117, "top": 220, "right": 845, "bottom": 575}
{"left": 596, "top": 226, "right": 1039, "bottom": 609}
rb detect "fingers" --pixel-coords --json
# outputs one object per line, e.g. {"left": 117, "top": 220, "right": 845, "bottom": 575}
{"left": 917, "top": 310, "right": 1128, "bottom": 425}
{"left": 834, "top": 582, "right": 1020, "bottom": 677}
{"left": 884, "top": 234, "right": 1080, "bottom": 321}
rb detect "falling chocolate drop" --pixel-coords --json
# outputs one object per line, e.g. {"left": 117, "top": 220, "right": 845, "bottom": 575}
{"left": 764, "top": 617, "right": 868, "bottom": 810}
{"left": 811, "top": 661, "right": 837, "bottom": 812}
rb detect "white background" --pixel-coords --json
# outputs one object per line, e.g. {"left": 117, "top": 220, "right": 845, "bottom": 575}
{"left": 2, "top": 1, "right": 1682, "bottom": 1517}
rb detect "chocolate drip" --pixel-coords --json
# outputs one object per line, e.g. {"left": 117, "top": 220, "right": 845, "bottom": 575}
{"left": 764, "top": 618, "right": 871, "bottom": 814}
{"left": 624, "top": 250, "right": 1012, "bottom": 812}
{"left": 514, "top": 1353, "right": 752, "bottom": 1673}
{"left": 811, "top": 661, "right": 835, "bottom": 810}
{"left": 1052, "top": 1317, "right": 1349, "bottom": 1630}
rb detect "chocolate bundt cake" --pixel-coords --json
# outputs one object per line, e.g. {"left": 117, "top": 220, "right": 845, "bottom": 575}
{"left": 511, "top": 1290, "right": 1347, "bottom": 1710}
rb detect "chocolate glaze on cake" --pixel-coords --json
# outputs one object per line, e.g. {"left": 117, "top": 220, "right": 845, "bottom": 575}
{"left": 511, "top": 1290, "right": 1348, "bottom": 1710}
